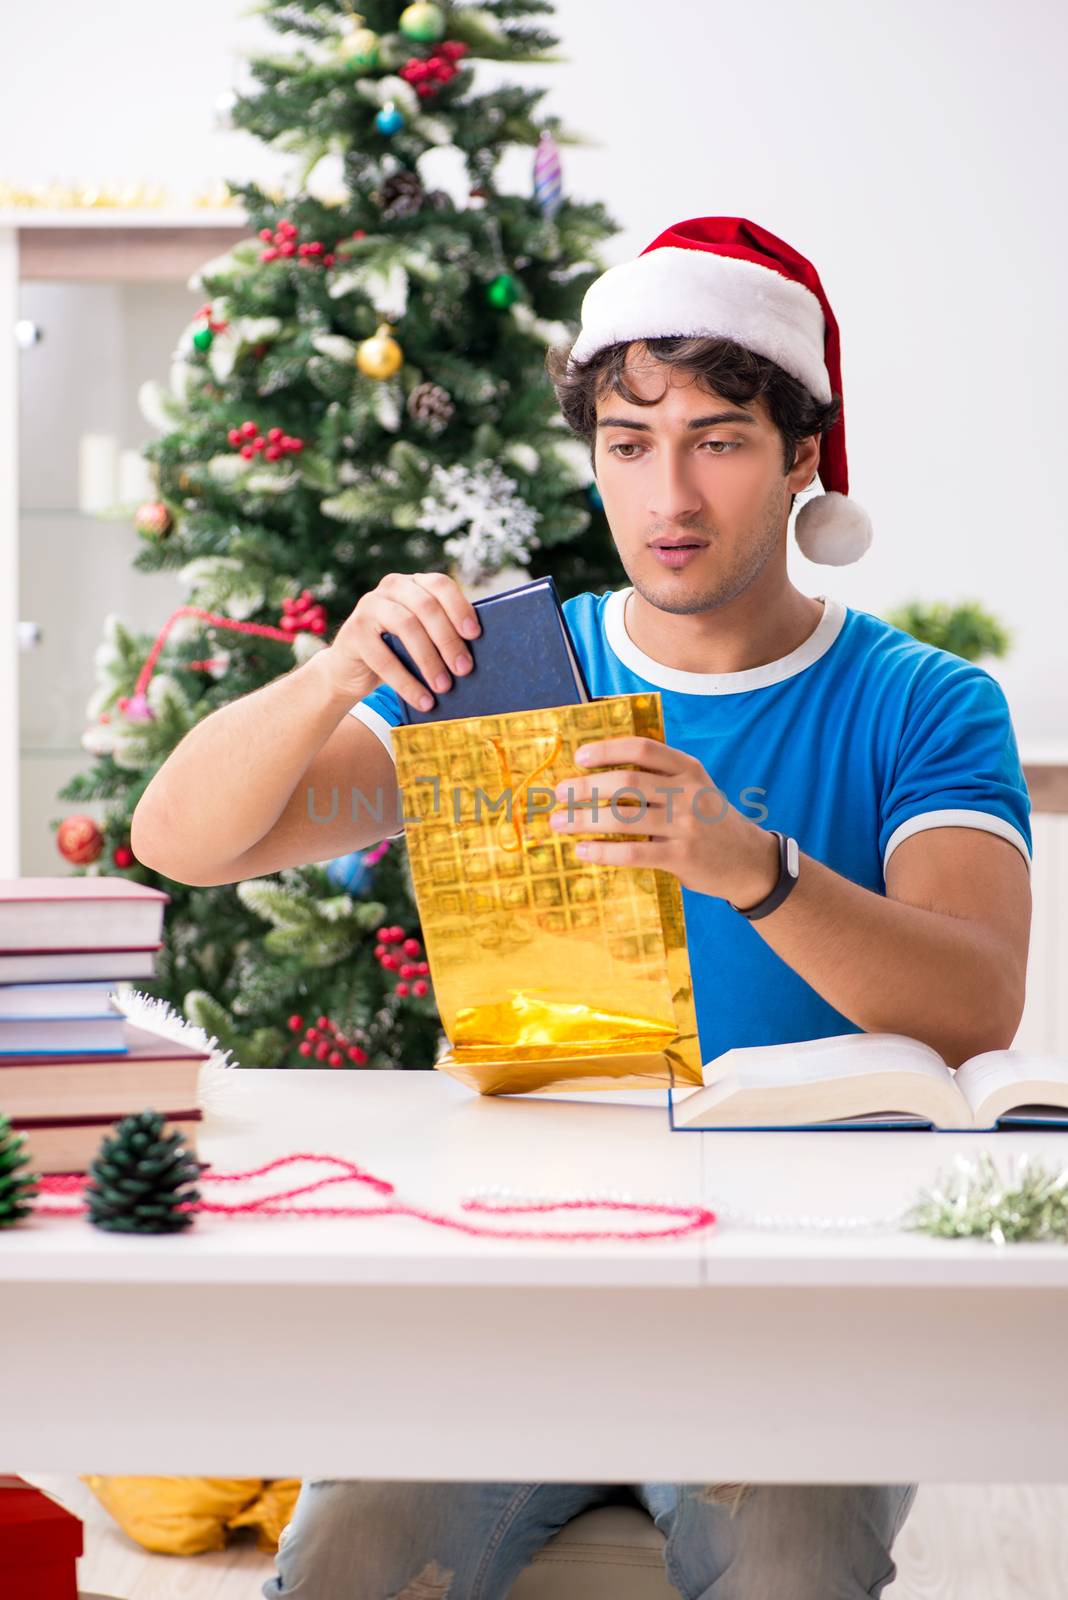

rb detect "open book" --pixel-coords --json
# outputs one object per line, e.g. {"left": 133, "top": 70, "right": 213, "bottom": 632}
{"left": 661, "top": 1033, "right": 1068, "bottom": 1131}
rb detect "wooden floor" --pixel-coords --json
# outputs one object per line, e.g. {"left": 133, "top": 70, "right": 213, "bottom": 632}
{"left": 21, "top": 1473, "right": 1068, "bottom": 1598}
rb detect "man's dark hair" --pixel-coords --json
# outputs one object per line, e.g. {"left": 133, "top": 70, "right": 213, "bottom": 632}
{"left": 545, "top": 335, "right": 842, "bottom": 513}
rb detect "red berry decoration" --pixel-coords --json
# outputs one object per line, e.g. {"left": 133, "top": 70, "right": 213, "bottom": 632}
{"left": 259, "top": 218, "right": 335, "bottom": 268}
{"left": 229, "top": 422, "right": 305, "bottom": 464}
{"left": 279, "top": 592, "right": 327, "bottom": 637}
{"left": 294, "top": 1011, "right": 370, "bottom": 1069}
{"left": 287, "top": 1014, "right": 304, "bottom": 1032}
{"left": 399, "top": 37, "right": 467, "bottom": 97}
{"left": 371, "top": 924, "right": 431, "bottom": 1002}
{"left": 112, "top": 844, "right": 135, "bottom": 869}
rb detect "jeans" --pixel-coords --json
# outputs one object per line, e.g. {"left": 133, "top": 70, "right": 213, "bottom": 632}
{"left": 261, "top": 1477, "right": 919, "bottom": 1598}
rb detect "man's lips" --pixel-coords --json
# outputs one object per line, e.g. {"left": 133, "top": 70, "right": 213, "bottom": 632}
{"left": 648, "top": 537, "right": 709, "bottom": 549}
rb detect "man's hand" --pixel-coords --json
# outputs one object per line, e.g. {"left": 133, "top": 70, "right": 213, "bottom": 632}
{"left": 321, "top": 570, "right": 482, "bottom": 712}
{"left": 549, "top": 735, "right": 780, "bottom": 907}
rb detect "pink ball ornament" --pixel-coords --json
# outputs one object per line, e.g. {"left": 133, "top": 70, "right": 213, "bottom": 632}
{"left": 134, "top": 501, "right": 172, "bottom": 540}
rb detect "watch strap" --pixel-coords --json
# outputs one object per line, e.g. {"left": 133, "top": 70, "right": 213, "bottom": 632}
{"left": 729, "top": 830, "right": 800, "bottom": 920}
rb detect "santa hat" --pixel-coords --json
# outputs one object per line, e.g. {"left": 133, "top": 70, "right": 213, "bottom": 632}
{"left": 567, "top": 216, "right": 872, "bottom": 566}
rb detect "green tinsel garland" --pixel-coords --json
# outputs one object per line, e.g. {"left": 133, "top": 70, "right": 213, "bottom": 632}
{"left": 901, "top": 1151, "right": 1068, "bottom": 1245}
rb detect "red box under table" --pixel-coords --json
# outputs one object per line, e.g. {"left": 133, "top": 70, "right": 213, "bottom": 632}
{"left": 0, "top": 1475, "right": 83, "bottom": 1600}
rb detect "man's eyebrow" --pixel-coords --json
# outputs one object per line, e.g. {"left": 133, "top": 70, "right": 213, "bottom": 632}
{"left": 595, "top": 409, "right": 759, "bottom": 431}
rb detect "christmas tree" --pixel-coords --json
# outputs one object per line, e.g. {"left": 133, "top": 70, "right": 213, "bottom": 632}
{"left": 55, "top": 0, "right": 621, "bottom": 1071}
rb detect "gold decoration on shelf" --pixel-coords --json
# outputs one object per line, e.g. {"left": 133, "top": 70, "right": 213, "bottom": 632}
{"left": 0, "top": 178, "right": 244, "bottom": 211}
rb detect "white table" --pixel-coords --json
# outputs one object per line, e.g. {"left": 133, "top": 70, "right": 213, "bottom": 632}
{"left": 2, "top": 1065, "right": 1067, "bottom": 1485}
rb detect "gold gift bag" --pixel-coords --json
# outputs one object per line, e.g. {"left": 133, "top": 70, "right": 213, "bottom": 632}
{"left": 392, "top": 692, "right": 703, "bottom": 1095}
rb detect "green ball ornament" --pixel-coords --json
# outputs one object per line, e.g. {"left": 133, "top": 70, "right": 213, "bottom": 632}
{"left": 486, "top": 272, "right": 520, "bottom": 310}
{"left": 192, "top": 325, "right": 214, "bottom": 352}
{"left": 400, "top": 2, "right": 446, "bottom": 43}
{"left": 339, "top": 25, "right": 379, "bottom": 68}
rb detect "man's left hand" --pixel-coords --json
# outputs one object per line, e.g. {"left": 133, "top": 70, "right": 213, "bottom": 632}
{"left": 549, "top": 735, "right": 781, "bottom": 908}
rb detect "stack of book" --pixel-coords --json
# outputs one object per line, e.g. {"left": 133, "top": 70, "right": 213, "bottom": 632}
{"left": 0, "top": 878, "right": 209, "bottom": 1174}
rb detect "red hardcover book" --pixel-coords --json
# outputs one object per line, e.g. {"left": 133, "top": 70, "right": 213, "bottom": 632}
{"left": 0, "top": 1475, "right": 82, "bottom": 1599}
{"left": 0, "top": 877, "right": 170, "bottom": 954}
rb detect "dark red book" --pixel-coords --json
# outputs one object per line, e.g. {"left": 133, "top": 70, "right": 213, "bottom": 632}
{"left": 0, "top": 877, "right": 169, "bottom": 954}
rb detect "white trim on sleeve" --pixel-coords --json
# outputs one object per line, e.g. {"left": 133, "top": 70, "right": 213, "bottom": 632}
{"left": 883, "top": 809, "right": 1032, "bottom": 878}
{"left": 346, "top": 703, "right": 405, "bottom": 839}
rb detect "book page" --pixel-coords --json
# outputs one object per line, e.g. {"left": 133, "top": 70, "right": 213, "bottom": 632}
{"left": 702, "top": 1032, "right": 953, "bottom": 1090}
{"left": 955, "top": 1049, "right": 1068, "bottom": 1119}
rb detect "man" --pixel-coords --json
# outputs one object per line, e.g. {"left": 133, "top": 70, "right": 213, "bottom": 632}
{"left": 135, "top": 216, "right": 1030, "bottom": 1597}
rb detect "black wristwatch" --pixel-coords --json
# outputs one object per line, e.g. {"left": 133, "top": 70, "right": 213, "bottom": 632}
{"left": 728, "top": 830, "right": 800, "bottom": 920}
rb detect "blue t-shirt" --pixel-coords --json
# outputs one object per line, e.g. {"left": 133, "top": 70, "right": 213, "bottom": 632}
{"left": 348, "top": 587, "right": 1032, "bottom": 1066}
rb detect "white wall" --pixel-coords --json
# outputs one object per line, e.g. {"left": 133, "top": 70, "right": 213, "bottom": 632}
{"left": 6, "top": 0, "right": 1067, "bottom": 744}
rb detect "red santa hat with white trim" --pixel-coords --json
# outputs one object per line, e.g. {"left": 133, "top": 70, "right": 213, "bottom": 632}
{"left": 567, "top": 215, "right": 872, "bottom": 566}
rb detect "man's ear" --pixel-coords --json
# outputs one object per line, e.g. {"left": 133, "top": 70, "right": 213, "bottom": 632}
{"left": 787, "top": 434, "right": 821, "bottom": 495}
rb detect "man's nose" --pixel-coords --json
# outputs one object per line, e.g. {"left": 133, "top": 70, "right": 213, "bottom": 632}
{"left": 647, "top": 454, "right": 703, "bottom": 522}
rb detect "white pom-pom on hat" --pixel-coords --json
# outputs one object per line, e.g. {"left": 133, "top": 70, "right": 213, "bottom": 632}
{"left": 569, "top": 215, "right": 873, "bottom": 566}
{"left": 794, "top": 491, "right": 873, "bottom": 566}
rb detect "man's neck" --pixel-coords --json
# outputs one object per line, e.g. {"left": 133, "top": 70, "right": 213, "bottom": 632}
{"left": 623, "top": 579, "right": 826, "bottom": 676}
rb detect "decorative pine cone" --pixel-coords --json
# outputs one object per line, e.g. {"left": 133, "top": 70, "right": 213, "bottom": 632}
{"left": 85, "top": 1109, "right": 201, "bottom": 1234}
{"left": 407, "top": 380, "right": 455, "bottom": 436}
{"left": 0, "top": 1112, "right": 40, "bottom": 1228}
{"left": 373, "top": 171, "right": 425, "bottom": 220}
{"left": 424, "top": 188, "right": 453, "bottom": 212}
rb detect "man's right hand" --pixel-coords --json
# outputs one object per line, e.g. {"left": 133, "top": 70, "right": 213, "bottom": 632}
{"left": 320, "top": 570, "right": 482, "bottom": 712}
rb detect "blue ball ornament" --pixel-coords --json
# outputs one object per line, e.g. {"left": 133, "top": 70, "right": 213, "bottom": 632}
{"left": 375, "top": 103, "right": 406, "bottom": 137}
{"left": 325, "top": 850, "right": 371, "bottom": 894}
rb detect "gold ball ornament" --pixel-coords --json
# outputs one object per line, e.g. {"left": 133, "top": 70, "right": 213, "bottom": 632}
{"left": 339, "top": 26, "right": 380, "bottom": 67}
{"left": 356, "top": 323, "right": 404, "bottom": 380}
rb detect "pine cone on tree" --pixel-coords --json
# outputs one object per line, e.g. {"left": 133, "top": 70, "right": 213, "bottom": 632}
{"left": 85, "top": 1110, "right": 202, "bottom": 1234}
{"left": 407, "top": 380, "right": 455, "bottom": 436}
{"left": 373, "top": 171, "right": 425, "bottom": 220}
{"left": 0, "top": 1112, "right": 40, "bottom": 1228}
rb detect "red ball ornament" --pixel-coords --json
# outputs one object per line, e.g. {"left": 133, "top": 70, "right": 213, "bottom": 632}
{"left": 57, "top": 815, "right": 104, "bottom": 865}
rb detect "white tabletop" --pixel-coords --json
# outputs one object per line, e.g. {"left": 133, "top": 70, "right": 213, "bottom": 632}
{"left": 3, "top": 1066, "right": 1067, "bottom": 1483}
{"left": 4, "top": 1064, "right": 1068, "bottom": 1288}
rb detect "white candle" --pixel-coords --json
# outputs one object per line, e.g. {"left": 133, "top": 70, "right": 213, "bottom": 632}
{"left": 79, "top": 433, "right": 118, "bottom": 514}
{"left": 118, "top": 447, "right": 154, "bottom": 506}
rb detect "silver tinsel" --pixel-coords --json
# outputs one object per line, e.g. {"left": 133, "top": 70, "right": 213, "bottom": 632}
{"left": 463, "top": 1152, "right": 1068, "bottom": 1246}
